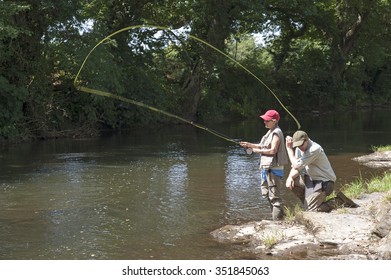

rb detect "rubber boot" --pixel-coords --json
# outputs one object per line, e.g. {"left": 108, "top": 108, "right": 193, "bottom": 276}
{"left": 317, "top": 200, "right": 335, "bottom": 212}
{"left": 272, "top": 205, "right": 284, "bottom": 221}
{"left": 336, "top": 192, "right": 359, "bottom": 208}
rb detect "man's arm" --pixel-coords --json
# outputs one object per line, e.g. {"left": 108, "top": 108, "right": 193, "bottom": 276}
{"left": 285, "top": 136, "right": 298, "bottom": 166}
{"left": 285, "top": 136, "right": 301, "bottom": 189}
{"left": 286, "top": 167, "right": 300, "bottom": 189}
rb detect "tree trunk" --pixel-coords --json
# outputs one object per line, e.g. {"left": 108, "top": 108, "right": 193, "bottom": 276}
{"left": 330, "top": 3, "right": 371, "bottom": 85}
{"left": 181, "top": 63, "right": 201, "bottom": 121}
{"left": 180, "top": 0, "right": 234, "bottom": 121}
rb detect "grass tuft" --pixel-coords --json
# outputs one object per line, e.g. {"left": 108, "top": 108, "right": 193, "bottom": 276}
{"left": 260, "top": 231, "right": 286, "bottom": 249}
{"left": 284, "top": 204, "right": 303, "bottom": 224}
{"left": 341, "top": 172, "right": 391, "bottom": 198}
{"left": 371, "top": 145, "right": 391, "bottom": 152}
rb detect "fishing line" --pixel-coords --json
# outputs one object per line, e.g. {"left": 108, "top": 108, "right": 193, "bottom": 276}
{"left": 74, "top": 25, "right": 301, "bottom": 144}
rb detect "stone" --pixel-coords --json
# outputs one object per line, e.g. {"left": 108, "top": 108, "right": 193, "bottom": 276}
{"left": 372, "top": 204, "right": 391, "bottom": 238}
{"left": 210, "top": 192, "right": 391, "bottom": 259}
{"left": 353, "top": 151, "right": 391, "bottom": 169}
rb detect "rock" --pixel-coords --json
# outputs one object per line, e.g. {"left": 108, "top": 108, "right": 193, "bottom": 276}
{"left": 210, "top": 192, "right": 391, "bottom": 259}
{"left": 372, "top": 203, "right": 391, "bottom": 238}
{"left": 353, "top": 151, "right": 391, "bottom": 169}
{"left": 249, "top": 221, "right": 317, "bottom": 257}
{"left": 210, "top": 222, "right": 263, "bottom": 244}
{"left": 376, "top": 232, "right": 391, "bottom": 259}
{"left": 302, "top": 211, "right": 375, "bottom": 244}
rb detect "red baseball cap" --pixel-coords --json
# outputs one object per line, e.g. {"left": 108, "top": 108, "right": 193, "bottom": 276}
{"left": 260, "top": 110, "right": 280, "bottom": 121}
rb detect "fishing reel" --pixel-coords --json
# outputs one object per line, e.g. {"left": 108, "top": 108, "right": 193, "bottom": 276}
{"left": 245, "top": 148, "right": 253, "bottom": 155}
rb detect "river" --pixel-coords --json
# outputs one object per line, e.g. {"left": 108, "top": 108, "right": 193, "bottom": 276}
{"left": 0, "top": 110, "right": 390, "bottom": 259}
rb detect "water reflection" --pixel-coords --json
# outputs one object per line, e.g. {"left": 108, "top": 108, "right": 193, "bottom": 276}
{"left": 224, "top": 150, "right": 267, "bottom": 221}
{"left": 0, "top": 110, "right": 390, "bottom": 259}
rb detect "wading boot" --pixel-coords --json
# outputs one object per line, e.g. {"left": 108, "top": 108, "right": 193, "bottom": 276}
{"left": 272, "top": 206, "right": 284, "bottom": 221}
{"left": 335, "top": 192, "right": 359, "bottom": 208}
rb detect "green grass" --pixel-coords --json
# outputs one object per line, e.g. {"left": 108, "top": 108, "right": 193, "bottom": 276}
{"left": 367, "top": 173, "right": 391, "bottom": 193}
{"left": 260, "top": 230, "right": 286, "bottom": 249}
{"left": 340, "top": 177, "right": 368, "bottom": 199}
{"left": 284, "top": 204, "right": 303, "bottom": 224}
{"left": 371, "top": 145, "right": 391, "bottom": 152}
{"left": 340, "top": 145, "right": 391, "bottom": 200}
{"left": 341, "top": 172, "right": 391, "bottom": 200}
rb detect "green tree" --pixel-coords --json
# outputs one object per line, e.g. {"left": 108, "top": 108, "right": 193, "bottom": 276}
{"left": 1, "top": 0, "right": 390, "bottom": 142}
{"left": 0, "top": 1, "right": 30, "bottom": 139}
{"left": 260, "top": 0, "right": 391, "bottom": 110}
{"left": 1, "top": 0, "right": 88, "bottom": 139}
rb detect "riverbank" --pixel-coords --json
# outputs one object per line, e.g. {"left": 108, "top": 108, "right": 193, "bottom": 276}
{"left": 210, "top": 151, "right": 391, "bottom": 260}
{"left": 353, "top": 150, "right": 391, "bottom": 169}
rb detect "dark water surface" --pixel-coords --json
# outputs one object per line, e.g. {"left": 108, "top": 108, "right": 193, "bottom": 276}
{"left": 1, "top": 110, "right": 390, "bottom": 259}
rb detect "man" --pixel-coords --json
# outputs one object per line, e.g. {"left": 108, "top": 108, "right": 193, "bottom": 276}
{"left": 240, "top": 109, "right": 288, "bottom": 220}
{"left": 285, "top": 130, "right": 358, "bottom": 212}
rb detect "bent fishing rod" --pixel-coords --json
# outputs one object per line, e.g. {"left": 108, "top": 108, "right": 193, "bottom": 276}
{"left": 74, "top": 25, "right": 301, "bottom": 147}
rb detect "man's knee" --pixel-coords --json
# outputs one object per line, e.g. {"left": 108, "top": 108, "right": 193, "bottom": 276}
{"left": 323, "top": 181, "right": 334, "bottom": 197}
{"left": 305, "top": 191, "right": 326, "bottom": 211}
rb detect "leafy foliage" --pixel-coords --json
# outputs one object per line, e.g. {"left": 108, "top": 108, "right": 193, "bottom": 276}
{"left": 1, "top": 0, "right": 390, "bottom": 141}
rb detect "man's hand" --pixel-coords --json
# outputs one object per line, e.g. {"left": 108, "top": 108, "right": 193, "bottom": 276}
{"left": 239, "top": 141, "right": 249, "bottom": 148}
{"left": 285, "top": 136, "right": 293, "bottom": 149}
{"left": 286, "top": 176, "right": 295, "bottom": 190}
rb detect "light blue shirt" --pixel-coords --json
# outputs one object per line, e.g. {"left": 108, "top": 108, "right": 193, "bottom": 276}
{"left": 295, "top": 139, "right": 336, "bottom": 182}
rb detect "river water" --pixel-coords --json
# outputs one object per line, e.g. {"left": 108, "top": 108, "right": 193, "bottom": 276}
{"left": 0, "top": 110, "right": 390, "bottom": 260}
